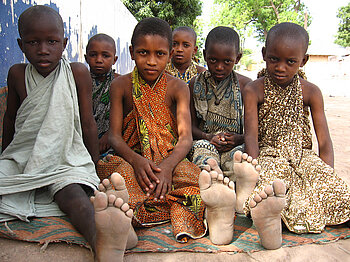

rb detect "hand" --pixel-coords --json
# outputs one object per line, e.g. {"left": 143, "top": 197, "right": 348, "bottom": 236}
{"left": 99, "top": 133, "right": 111, "bottom": 154}
{"left": 221, "top": 132, "right": 243, "bottom": 152}
{"left": 132, "top": 155, "right": 161, "bottom": 193}
{"left": 210, "top": 133, "right": 227, "bottom": 153}
{"left": 148, "top": 162, "right": 173, "bottom": 200}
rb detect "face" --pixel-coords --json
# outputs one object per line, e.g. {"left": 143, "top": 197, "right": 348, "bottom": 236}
{"left": 171, "top": 30, "right": 197, "bottom": 66}
{"left": 130, "top": 34, "right": 172, "bottom": 86}
{"left": 85, "top": 40, "right": 117, "bottom": 76}
{"left": 263, "top": 36, "right": 308, "bottom": 87}
{"left": 204, "top": 42, "right": 241, "bottom": 82}
{"left": 17, "top": 15, "right": 67, "bottom": 77}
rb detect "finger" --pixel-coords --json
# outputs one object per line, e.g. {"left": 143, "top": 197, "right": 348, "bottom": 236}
{"left": 140, "top": 167, "right": 154, "bottom": 189}
{"left": 147, "top": 164, "right": 161, "bottom": 184}
{"left": 159, "top": 183, "right": 169, "bottom": 200}
{"left": 137, "top": 171, "right": 149, "bottom": 191}
{"left": 146, "top": 182, "right": 157, "bottom": 197}
{"left": 154, "top": 181, "right": 163, "bottom": 200}
{"left": 150, "top": 161, "right": 161, "bottom": 172}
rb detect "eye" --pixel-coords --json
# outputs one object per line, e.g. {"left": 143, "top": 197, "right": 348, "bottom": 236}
{"left": 138, "top": 50, "right": 147, "bottom": 55}
{"left": 224, "top": 60, "right": 233, "bottom": 65}
{"left": 48, "top": 40, "right": 58, "bottom": 45}
{"left": 172, "top": 42, "right": 178, "bottom": 47}
{"left": 103, "top": 54, "right": 111, "bottom": 58}
{"left": 288, "top": 59, "right": 296, "bottom": 65}
{"left": 209, "top": 58, "right": 216, "bottom": 63}
{"left": 269, "top": 57, "right": 278, "bottom": 62}
{"left": 27, "top": 40, "right": 38, "bottom": 46}
{"left": 157, "top": 51, "right": 166, "bottom": 56}
{"left": 183, "top": 43, "right": 190, "bottom": 48}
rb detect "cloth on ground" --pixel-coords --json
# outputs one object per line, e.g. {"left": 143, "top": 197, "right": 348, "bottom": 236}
{"left": 97, "top": 67, "right": 206, "bottom": 242}
{"left": 243, "top": 72, "right": 350, "bottom": 234}
{"left": 0, "top": 57, "right": 99, "bottom": 222}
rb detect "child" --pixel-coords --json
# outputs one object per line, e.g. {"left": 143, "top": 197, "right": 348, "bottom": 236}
{"left": 165, "top": 26, "right": 205, "bottom": 84}
{"left": 97, "top": 17, "right": 212, "bottom": 243}
{"left": 85, "top": 33, "right": 120, "bottom": 156}
{"left": 189, "top": 26, "right": 255, "bottom": 213}
{"left": 0, "top": 6, "right": 136, "bottom": 261}
{"left": 241, "top": 22, "right": 350, "bottom": 249}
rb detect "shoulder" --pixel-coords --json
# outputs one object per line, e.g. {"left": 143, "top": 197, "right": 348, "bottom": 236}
{"left": 243, "top": 77, "right": 264, "bottom": 102}
{"left": 111, "top": 73, "right": 132, "bottom": 95}
{"left": 196, "top": 65, "right": 206, "bottom": 74}
{"left": 166, "top": 74, "right": 189, "bottom": 98}
{"left": 70, "top": 62, "right": 90, "bottom": 76}
{"left": 8, "top": 63, "right": 27, "bottom": 79}
{"left": 300, "top": 78, "right": 323, "bottom": 106}
{"left": 235, "top": 72, "right": 252, "bottom": 91}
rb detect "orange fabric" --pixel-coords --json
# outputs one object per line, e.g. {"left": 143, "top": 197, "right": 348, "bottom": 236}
{"left": 97, "top": 68, "right": 206, "bottom": 242}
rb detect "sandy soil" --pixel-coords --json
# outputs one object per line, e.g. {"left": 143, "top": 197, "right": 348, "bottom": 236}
{"left": 1, "top": 96, "right": 350, "bottom": 262}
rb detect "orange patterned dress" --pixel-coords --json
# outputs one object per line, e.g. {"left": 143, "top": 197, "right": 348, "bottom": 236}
{"left": 97, "top": 67, "right": 206, "bottom": 242}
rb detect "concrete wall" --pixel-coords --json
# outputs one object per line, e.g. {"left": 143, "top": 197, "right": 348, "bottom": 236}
{"left": 0, "top": 0, "right": 137, "bottom": 88}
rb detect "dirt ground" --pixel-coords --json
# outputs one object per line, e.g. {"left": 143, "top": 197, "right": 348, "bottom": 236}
{"left": 1, "top": 95, "right": 350, "bottom": 262}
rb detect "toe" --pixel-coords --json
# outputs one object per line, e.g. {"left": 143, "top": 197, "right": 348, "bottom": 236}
{"left": 253, "top": 194, "right": 262, "bottom": 203}
{"left": 199, "top": 170, "right": 212, "bottom": 190}
{"left": 223, "top": 176, "right": 230, "bottom": 185}
{"left": 94, "top": 192, "right": 108, "bottom": 211}
{"left": 242, "top": 153, "right": 248, "bottom": 160}
{"left": 273, "top": 180, "right": 286, "bottom": 197}
{"left": 111, "top": 173, "right": 126, "bottom": 191}
{"left": 264, "top": 185, "right": 274, "bottom": 196}
{"left": 233, "top": 150, "right": 243, "bottom": 163}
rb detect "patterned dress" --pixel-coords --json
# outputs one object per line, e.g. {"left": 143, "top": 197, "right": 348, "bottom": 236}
{"left": 189, "top": 70, "right": 244, "bottom": 178}
{"left": 97, "top": 67, "right": 206, "bottom": 242}
{"left": 244, "top": 73, "right": 350, "bottom": 234}
{"left": 91, "top": 69, "right": 115, "bottom": 139}
{"left": 165, "top": 61, "right": 199, "bottom": 85}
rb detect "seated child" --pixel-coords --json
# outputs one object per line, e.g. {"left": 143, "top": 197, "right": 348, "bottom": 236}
{"left": 189, "top": 26, "right": 254, "bottom": 213}
{"left": 85, "top": 33, "right": 120, "bottom": 156}
{"left": 97, "top": 17, "right": 211, "bottom": 243}
{"left": 0, "top": 6, "right": 136, "bottom": 261}
{"left": 240, "top": 22, "right": 350, "bottom": 249}
{"left": 165, "top": 26, "right": 205, "bottom": 84}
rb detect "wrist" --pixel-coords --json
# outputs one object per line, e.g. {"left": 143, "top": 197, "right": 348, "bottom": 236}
{"left": 205, "top": 133, "right": 213, "bottom": 141}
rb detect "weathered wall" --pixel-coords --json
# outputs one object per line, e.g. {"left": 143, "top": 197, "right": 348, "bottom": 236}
{"left": 0, "top": 0, "right": 137, "bottom": 88}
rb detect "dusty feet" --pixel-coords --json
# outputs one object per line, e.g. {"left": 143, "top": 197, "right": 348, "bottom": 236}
{"left": 233, "top": 151, "right": 261, "bottom": 214}
{"left": 249, "top": 180, "right": 286, "bottom": 250}
{"left": 98, "top": 173, "right": 138, "bottom": 249}
{"left": 92, "top": 192, "right": 133, "bottom": 261}
{"left": 199, "top": 170, "right": 236, "bottom": 245}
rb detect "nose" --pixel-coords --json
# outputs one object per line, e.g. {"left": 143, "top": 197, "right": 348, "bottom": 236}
{"left": 275, "top": 62, "right": 286, "bottom": 72}
{"left": 147, "top": 54, "right": 156, "bottom": 66}
{"left": 96, "top": 54, "right": 103, "bottom": 63}
{"left": 215, "top": 62, "right": 224, "bottom": 71}
{"left": 38, "top": 42, "right": 49, "bottom": 55}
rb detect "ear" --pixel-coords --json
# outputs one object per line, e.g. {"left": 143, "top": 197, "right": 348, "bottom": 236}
{"left": 203, "top": 49, "right": 207, "bottom": 62}
{"left": 193, "top": 45, "right": 198, "bottom": 55}
{"left": 235, "top": 53, "right": 242, "bottom": 64}
{"left": 17, "top": 38, "right": 24, "bottom": 52}
{"left": 84, "top": 54, "right": 88, "bottom": 63}
{"left": 168, "top": 49, "right": 174, "bottom": 62}
{"left": 129, "top": 45, "right": 135, "bottom": 60}
{"left": 63, "top": 37, "right": 68, "bottom": 50}
{"left": 300, "top": 54, "right": 309, "bottom": 67}
{"left": 113, "top": 55, "right": 118, "bottom": 64}
{"left": 262, "top": 47, "right": 266, "bottom": 61}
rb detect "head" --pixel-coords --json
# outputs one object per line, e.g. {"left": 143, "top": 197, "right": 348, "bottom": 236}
{"left": 17, "top": 5, "right": 67, "bottom": 77}
{"left": 171, "top": 26, "right": 198, "bottom": 67}
{"left": 263, "top": 22, "right": 309, "bottom": 87}
{"left": 85, "top": 34, "right": 117, "bottom": 77}
{"left": 203, "top": 26, "right": 242, "bottom": 82}
{"left": 129, "top": 17, "right": 172, "bottom": 85}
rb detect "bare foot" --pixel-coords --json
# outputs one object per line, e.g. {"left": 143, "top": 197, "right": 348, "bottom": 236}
{"left": 233, "top": 151, "right": 260, "bottom": 214}
{"left": 199, "top": 170, "right": 236, "bottom": 245}
{"left": 92, "top": 192, "right": 133, "bottom": 261}
{"left": 97, "top": 172, "right": 138, "bottom": 249}
{"left": 249, "top": 180, "right": 286, "bottom": 250}
{"left": 206, "top": 158, "right": 223, "bottom": 174}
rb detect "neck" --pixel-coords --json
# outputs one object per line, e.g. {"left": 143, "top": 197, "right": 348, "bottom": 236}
{"left": 172, "top": 59, "right": 192, "bottom": 75}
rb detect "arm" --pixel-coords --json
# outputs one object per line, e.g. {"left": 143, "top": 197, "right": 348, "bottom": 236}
{"left": 303, "top": 81, "right": 334, "bottom": 167}
{"left": 98, "top": 132, "right": 111, "bottom": 154}
{"left": 243, "top": 80, "right": 262, "bottom": 159}
{"left": 71, "top": 63, "right": 99, "bottom": 164}
{"left": 2, "top": 65, "right": 22, "bottom": 152}
{"left": 153, "top": 78, "right": 194, "bottom": 199}
{"left": 108, "top": 75, "right": 160, "bottom": 192}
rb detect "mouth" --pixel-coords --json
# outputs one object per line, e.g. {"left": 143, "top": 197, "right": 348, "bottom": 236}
{"left": 144, "top": 68, "right": 158, "bottom": 75}
{"left": 272, "top": 74, "right": 287, "bottom": 80}
{"left": 37, "top": 61, "right": 51, "bottom": 67}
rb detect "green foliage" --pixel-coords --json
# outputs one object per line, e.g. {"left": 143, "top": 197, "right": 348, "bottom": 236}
{"left": 335, "top": 2, "right": 350, "bottom": 47}
{"left": 212, "top": 0, "right": 311, "bottom": 43}
{"left": 121, "top": 0, "right": 203, "bottom": 28}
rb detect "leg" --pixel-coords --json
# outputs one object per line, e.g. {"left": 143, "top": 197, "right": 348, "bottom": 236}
{"left": 233, "top": 151, "right": 260, "bottom": 213}
{"left": 98, "top": 172, "right": 138, "bottom": 249}
{"left": 249, "top": 180, "right": 286, "bottom": 250}
{"left": 199, "top": 170, "right": 236, "bottom": 245}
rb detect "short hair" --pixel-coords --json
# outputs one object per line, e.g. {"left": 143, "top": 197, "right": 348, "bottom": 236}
{"left": 205, "top": 26, "right": 240, "bottom": 52}
{"left": 173, "top": 26, "right": 197, "bottom": 44}
{"left": 86, "top": 33, "right": 116, "bottom": 53}
{"left": 131, "top": 17, "right": 172, "bottom": 51}
{"left": 18, "top": 5, "right": 64, "bottom": 37}
{"left": 266, "top": 22, "right": 309, "bottom": 53}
